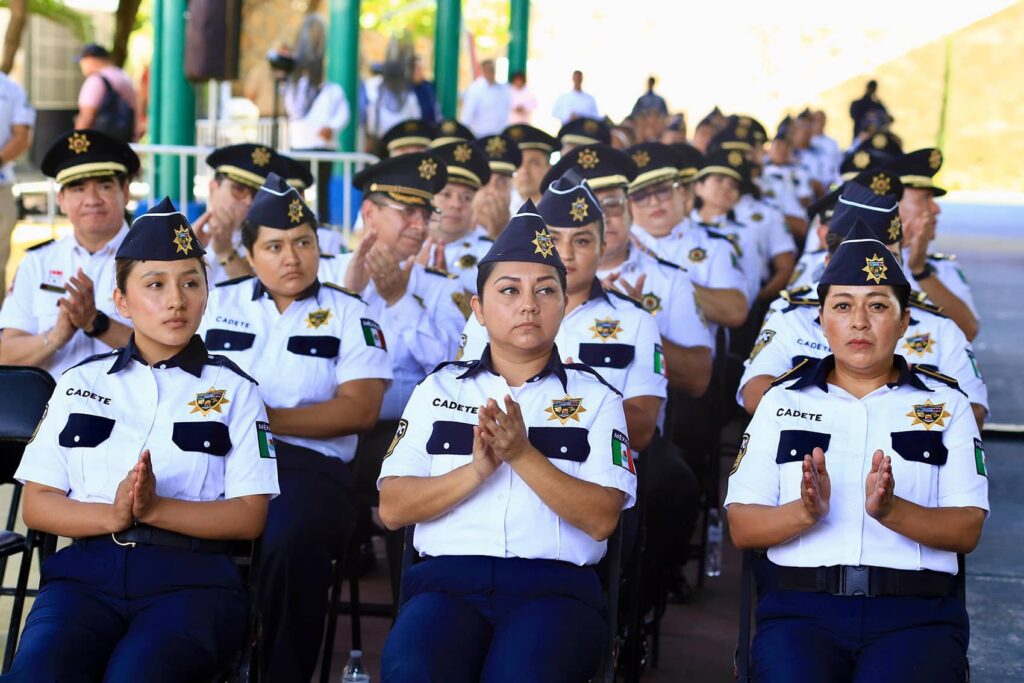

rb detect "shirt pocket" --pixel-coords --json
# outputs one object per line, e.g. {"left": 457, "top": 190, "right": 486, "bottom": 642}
{"left": 425, "top": 420, "right": 473, "bottom": 476}
{"left": 58, "top": 413, "right": 116, "bottom": 496}
{"left": 890, "top": 430, "right": 946, "bottom": 504}
{"left": 163, "top": 421, "right": 230, "bottom": 498}
{"left": 578, "top": 343, "right": 635, "bottom": 370}
{"left": 775, "top": 429, "right": 831, "bottom": 464}
{"left": 204, "top": 329, "right": 256, "bottom": 352}
{"left": 286, "top": 335, "right": 341, "bottom": 359}
{"left": 527, "top": 426, "right": 587, "bottom": 484}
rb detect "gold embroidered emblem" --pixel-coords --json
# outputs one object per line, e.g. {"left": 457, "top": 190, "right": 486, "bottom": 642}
{"left": 902, "top": 332, "right": 935, "bottom": 357}
{"left": 750, "top": 329, "right": 775, "bottom": 360}
{"left": 288, "top": 197, "right": 304, "bottom": 224}
{"left": 532, "top": 229, "right": 555, "bottom": 258}
{"left": 727, "top": 150, "right": 744, "bottom": 167}
{"left": 188, "top": 388, "right": 231, "bottom": 416}
{"left": 688, "top": 247, "right": 707, "bottom": 263}
{"left": 869, "top": 173, "right": 891, "bottom": 196}
{"left": 172, "top": 224, "right": 194, "bottom": 255}
{"left": 440, "top": 120, "right": 456, "bottom": 134}
{"left": 862, "top": 253, "right": 888, "bottom": 284}
{"left": 584, "top": 119, "right": 599, "bottom": 134}
{"left": 578, "top": 148, "right": 599, "bottom": 170}
{"left": 404, "top": 120, "right": 419, "bottom": 132}
{"left": 457, "top": 253, "right": 478, "bottom": 269}
{"left": 852, "top": 150, "right": 871, "bottom": 169}
{"left": 68, "top": 132, "right": 90, "bottom": 154}
{"left": 453, "top": 143, "right": 473, "bottom": 163}
{"left": 872, "top": 133, "right": 887, "bottom": 150}
{"left": 641, "top": 292, "right": 662, "bottom": 314}
{"left": 569, "top": 196, "right": 589, "bottom": 223}
{"left": 589, "top": 317, "right": 623, "bottom": 341}
{"left": 251, "top": 147, "right": 272, "bottom": 167}
{"left": 632, "top": 150, "right": 650, "bottom": 168}
{"left": 485, "top": 136, "right": 506, "bottom": 158}
{"left": 928, "top": 149, "right": 942, "bottom": 170}
{"left": 508, "top": 126, "right": 524, "bottom": 141}
{"left": 907, "top": 400, "right": 951, "bottom": 430}
{"left": 730, "top": 432, "right": 750, "bottom": 475}
{"left": 306, "top": 308, "right": 332, "bottom": 329}
{"left": 888, "top": 216, "right": 902, "bottom": 242}
{"left": 418, "top": 158, "right": 438, "bottom": 180}
{"left": 545, "top": 395, "right": 587, "bottom": 424}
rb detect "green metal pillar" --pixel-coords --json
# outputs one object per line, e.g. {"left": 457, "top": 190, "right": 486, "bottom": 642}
{"left": 328, "top": 0, "right": 361, "bottom": 153}
{"left": 508, "top": 0, "right": 529, "bottom": 77}
{"left": 156, "top": 0, "right": 195, "bottom": 203}
{"left": 434, "top": 0, "right": 461, "bottom": 119}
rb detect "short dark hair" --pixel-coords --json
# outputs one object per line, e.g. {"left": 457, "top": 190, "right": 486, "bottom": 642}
{"left": 510, "top": 71, "right": 525, "bottom": 83}
{"left": 115, "top": 256, "right": 209, "bottom": 294}
{"left": 475, "top": 261, "right": 567, "bottom": 302}
{"left": 817, "top": 282, "right": 910, "bottom": 313}
{"left": 240, "top": 219, "right": 318, "bottom": 253}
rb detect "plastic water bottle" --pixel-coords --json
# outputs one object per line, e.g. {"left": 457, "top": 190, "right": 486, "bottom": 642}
{"left": 705, "top": 507, "right": 723, "bottom": 578}
{"left": 342, "top": 649, "right": 370, "bottom": 683}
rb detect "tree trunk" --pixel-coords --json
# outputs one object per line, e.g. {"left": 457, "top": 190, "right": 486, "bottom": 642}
{"left": 111, "top": 0, "right": 143, "bottom": 68}
{"left": 0, "top": 0, "right": 28, "bottom": 74}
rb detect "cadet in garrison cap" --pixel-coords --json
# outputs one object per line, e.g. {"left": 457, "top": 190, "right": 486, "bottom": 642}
{"left": 197, "top": 143, "right": 285, "bottom": 284}
{"left": 503, "top": 123, "right": 557, "bottom": 212}
{"left": 8, "top": 197, "right": 279, "bottom": 681}
{"left": 472, "top": 133, "right": 521, "bottom": 240}
{"left": 428, "top": 140, "right": 494, "bottom": 294}
{"left": 379, "top": 118, "right": 435, "bottom": 157}
{"left": 626, "top": 142, "right": 749, "bottom": 331}
{"left": 274, "top": 152, "right": 346, "bottom": 257}
{"left": 557, "top": 116, "right": 612, "bottom": 154}
{"left": 198, "top": 173, "right": 391, "bottom": 680}
{"left": 727, "top": 219, "right": 987, "bottom": 682}
{"left": 893, "top": 148, "right": 978, "bottom": 340}
{"left": 379, "top": 198, "right": 635, "bottom": 681}
{"left": 430, "top": 118, "right": 474, "bottom": 147}
{"left": 0, "top": 129, "right": 138, "bottom": 377}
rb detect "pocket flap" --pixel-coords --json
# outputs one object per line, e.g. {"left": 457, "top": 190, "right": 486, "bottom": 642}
{"left": 527, "top": 427, "right": 590, "bottom": 462}
{"left": 776, "top": 429, "right": 831, "bottom": 464}
{"left": 287, "top": 335, "right": 341, "bottom": 358}
{"left": 205, "top": 329, "right": 256, "bottom": 352}
{"left": 425, "top": 421, "right": 474, "bottom": 455}
{"left": 58, "top": 413, "right": 115, "bottom": 448}
{"left": 171, "top": 421, "right": 232, "bottom": 456}
{"left": 890, "top": 430, "right": 947, "bottom": 466}
{"left": 578, "top": 343, "right": 635, "bottom": 369}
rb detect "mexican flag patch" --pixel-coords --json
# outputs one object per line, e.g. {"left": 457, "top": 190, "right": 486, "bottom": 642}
{"left": 256, "top": 421, "right": 277, "bottom": 459}
{"left": 974, "top": 437, "right": 987, "bottom": 477}
{"left": 654, "top": 343, "right": 666, "bottom": 376}
{"left": 361, "top": 318, "right": 387, "bottom": 350}
{"left": 611, "top": 429, "right": 635, "bottom": 474}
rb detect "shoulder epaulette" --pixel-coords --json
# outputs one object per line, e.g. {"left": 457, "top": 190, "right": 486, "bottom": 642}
{"left": 928, "top": 252, "right": 956, "bottom": 262}
{"left": 206, "top": 354, "right": 258, "bottom": 384}
{"left": 479, "top": 235, "right": 495, "bottom": 243}
{"left": 64, "top": 349, "right": 120, "bottom": 374}
{"left": 632, "top": 239, "right": 659, "bottom": 259}
{"left": 706, "top": 229, "right": 743, "bottom": 257}
{"left": 769, "top": 358, "right": 813, "bottom": 388}
{"left": 26, "top": 238, "right": 55, "bottom": 252}
{"left": 911, "top": 364, "right": 967, "bottom": 397}
{"left": 214, "top": 275, "right": 255, "bottom": 288}
{"left": 425, "top": 266, "right": 457, "bottom": 279}
{"left": 423, "top": 359, "right": 476, "bottom": 381}
{"left": 607, "top": 289, "right": 643, "bottom": 309}
{"left": 564, "top": 362, "right": 623, "bottom": 397}
{"left": 780, "top": 286, "right": 819, "bottom": 309}
{"left": 654, "top": 255, "right": 685, "bottom": 272}
{"left": 781, "top": 285, "right": 813, "bottom": 301}
{"left": 319, "top": 252, "right": 336, "bottom": 260}
{"left": 908, "top": 294, "right": 944, "bottom": 317}
{"left": 323, "top": 281, "right": 367, "bottom": 303}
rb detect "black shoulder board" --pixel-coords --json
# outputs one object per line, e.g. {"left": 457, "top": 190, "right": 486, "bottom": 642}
{"left": 928, "top": 252, "right": 956, "bottom": 262}
{"left": 564, "top": 362, "right": 623, "bottom": 397}
{"left": 655, "top": 255, "right": 685, "bottom": 272}
{"left": 214, "top": 275, "right": 255, "bottom": 288}
{"left": 421, "top": 359, "right": 477, "bottom": 383}
{"left": 911, "top": 364, "right": 967, "bottom": 396}
{"left": 780, "top": 286, "right": 819, "bottom": 310}
{"left": 479, "top": 235, "right": 495, "bottom": 243}
{"left": 769, "top": 358, "right": 813, "bottom": 387}
{"left": 319, "top": 252, "right": 336, "bottom": 260}
{"left": 64, "top": 348, "right": 120, "bottom": 374}
{"left": 705, "top": 229, "right": 743, "bottom": 256}
{"left": 26, "top": 238, "right": 55, "bottom": 252}
{"left": 425, "top": 266, "right": 457, "bottom": 279}
{"left": 607, "top": 289, "right": 643, "bottom": 309}
{"left": 704, "top": 229, "right": 731, "bottom": 241}
{"left": 782, "top": 285, "right": 813, "bottom": 301}
{"left": 323, "top": 281, "right": 367, "bottom": 303}
{"left": 908, "top": 295, "right": 944, "bottom": 317}
{"left": 206, "top": 354, "right": 258, "bottom": 384}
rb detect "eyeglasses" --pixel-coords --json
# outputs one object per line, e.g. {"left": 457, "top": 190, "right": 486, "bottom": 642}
{"left": 599, "top": 196, "right": 627, "bottom": 218}
{"left": 372, "top": 199, "right": 440, "bottom": 223}
{"left": 224, "top": 179, "right": 257, "bottom": 201}
{"left": 630, "top": 182, "right": 678, "bottom": 207}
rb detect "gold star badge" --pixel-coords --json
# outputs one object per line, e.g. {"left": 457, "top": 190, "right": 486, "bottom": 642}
{"left": 485, "top": 136, "right": 506, "bottom": 158}
{"left": 853, "top": 150, "right": 871, "bottom": 169}
{"left": 453, "top": 143, "right": 473, "bottom": 163}
{"left": 251, "top": 147, "right": 272, "bottom": 167}
{"left": 441, "top": 121, "right": 456, "bottom": 134}
{"left": 902, "top": 332, "right": 935, "bottom": 357}
{"left": 578, "top": 148, "right": 599, "bottom": 169}
{"left": 590, "top": 317, "right": 622, "bottom": 341}
{"left": 418, "top": 158, "right": 438, "bottom": 180}
{"left": 907, "top": 399, "right": 951, "bottom": 430}
{"left": 888, "top": 216, "right": 902, "bottom": 242}
{"left": 862, "top": 253, "right": 888, "bottom": 283}
{"left": 287, "top": 197, "right": 304, "bottom": 224}
{"left": 532, "top": 229, "right": 555, "bottom": 258}
{"left": 928, "top": 149, "right": 943, "bottom": 170}
{"left": 545, "top": 395, "right": 587, "bottom": 424}
{"left": 68, "top": 132, "right": 90, "bottom": 155}
{"left": 727, "top": 150, "right": 744, "bottom": 167}
{"left": 584, "top": 119, "right": 599, "bottom": 134}
{"left": 569, "top": 195, "right": 589, "bottom": 223}
{"left": 172, "top": 224, "right": 194, "bottom": 255}
{"left": 872, "top": 133, "right": 887, "bottom": 149}
{"left": 869, "top": 173, "right": 891, "bottom": 196}
{"left": 508, "top": 126, "right": 524, "bottom": 141}
{"left": 632, "top": 150, "right": 650, "bottom": 168}
{"left": 306, "top": 308, "right": 332, "bottom": 329}
{"left": 188, "top": 388, "right": 230, "bottom": 416}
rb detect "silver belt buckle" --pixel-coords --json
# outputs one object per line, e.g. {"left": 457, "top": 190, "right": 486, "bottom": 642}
{"left": 111, "top": 532, "right": 136, "bottom": 548}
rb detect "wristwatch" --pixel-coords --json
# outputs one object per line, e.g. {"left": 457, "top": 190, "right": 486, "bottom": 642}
{"left": 911, "top": 263, "right": 934, "bottom": 281}
{"left": 84, "top": 311, "right": 110, "bottom": 338}
{"left": 218, "top": 250, "right": 238, "bottom": 267}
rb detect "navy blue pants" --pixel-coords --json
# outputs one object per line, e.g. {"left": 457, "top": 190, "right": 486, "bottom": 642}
{"left": 258, "top": 442, "right": 355, "bottom": 682}
{"left": 2, "top": 539, "right": 245, "bottom": 682}
{"left": 382, "top": 555, "right": 607, "bottom": 683}
{"left": 752, "top": 589, "right": 969, "bottom": 682}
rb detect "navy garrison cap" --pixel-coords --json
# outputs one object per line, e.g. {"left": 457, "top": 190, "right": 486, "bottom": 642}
{"left": 206, "top": 144, "right": 281, "bottom": 189}
{"left": 379, "top": 119, "right": 434, "bottom": 157}
{"left": 116, "top": 197, "right": 206, "bottom": 260}
{"left": 819, "top": 220, "right": 907, "bottom": 288}
{"left": 42, "top": 129, "right": 140, "bottom": 185}
{"left": 478, "top": 199, "right": 566, "bottom": 273}
{"left": 540, "top": 143, "right": 636, "bottom": 193}
{"left": 537, "top": 170, "right": 603, "bottom": 228}
{"left": 432, "top": 140, "right": 491, "bottom": 189}
{"left": 353, "top": 151, "right": 447, "bottom": 207}
{"left": 478, "top": 134, "right": 522, "bottom": 175}
{"left": 430, "top": 119, "right": 474, "bottom": 147}
{"left": 557, "top": 117, "right": 611, "bottom": 147}
{"left": 893, "top": 148, "right": 946, "bottom": 197}
{"left": 625, "top": 143, "right": 679, "bottom": 195}
{"left": 246, "top": 172, "right": 317, "bottom": 229}
{"left": 503, "top": 124, "right": 557, "bottom": 154}
{"left": 829, "top": 169, "right": 903, "bottom": 244}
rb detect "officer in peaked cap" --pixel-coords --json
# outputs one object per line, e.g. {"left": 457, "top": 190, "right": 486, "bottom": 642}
{"left": 473, "top": 133, "right": 521, "bottom": 241}
{"left": 557, "top": 116, "right": 612, "bottom": 153}
{"left": 430, "top": 118, "right": 474, "bottom": 147}
{"left": 503, "top": 123, "right": 557, "bottom": 212}
{"left": 670, "top": 143, "right": 706, "bottom": 186}
{"left": 379, "top": 118, "right": 435, "bottom": 158}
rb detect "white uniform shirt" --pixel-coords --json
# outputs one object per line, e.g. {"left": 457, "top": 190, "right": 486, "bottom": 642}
{"left": 204, "top": 229, "right": 245, "bottom": 286}
{"left": 0, "top": 225, "right": 130, "bottom": 378}
{"left": 725, "top": 355, "right": 989, "bottom": 574}
{"left": 318, "top": 254, "right": 466, "bottom": 419}
{"left": 378, "top": 349, "right": 636, "bottom": 565}
{"left": 316, "top": 227, "right": 345, "bottom": 256}
{"left": 902, "top": 250, "right": 978, "bottom": 318}
{"left": 0, "top": 72, "right": 35, "bottom": 184}
{"left": 443, "top": 232, "right": 493, "bottom": 294}
{"left": 740, "top": 290, "right": 988, "bottom": 415}
{"left": 460, "top": 280, "right": 667, "bottom": 405}
{"left": 198, "top": 278, "right": 393, "bottom": 462}
{"left": 284, "top": 78, "right": 350, "bottom": 150}
{"left": 459, "top": 77, "right": 511, "bottom": 137}
{"left": 762, "top": 162, "right": 813, "bottom": 208}
{"left": 16, "top": 335, "right": 280, "bottom": 503}
{"left": 787, "top": 248, "right": 828, "bottom": 291}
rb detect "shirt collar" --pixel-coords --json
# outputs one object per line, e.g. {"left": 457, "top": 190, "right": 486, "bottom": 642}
{"left": 457, "top": 343, "right": 569, "bottom": 391}
{"left": 72, "top": 222, "right": 129, "bottom": 256}
{"left": 252, "top": 277, "right": 322, "bottom": 302}
{"left": 108, "top": 334, "right": 210, "bottom": 378}
{"left": 586, "top": 277, "right": 610, "bottom": 305}
{"left": 787, "top": 354, "right": 932, "bottom": 394}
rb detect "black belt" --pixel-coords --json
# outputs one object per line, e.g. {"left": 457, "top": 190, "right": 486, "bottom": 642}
{"left": 774, "top": 563, "right": 956, "bottom": 598}
{"left": 79, "top": 524, "right": 228, "bottom": 554}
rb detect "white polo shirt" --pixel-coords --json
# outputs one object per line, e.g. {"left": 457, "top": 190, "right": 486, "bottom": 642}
{"left": 16, "top": 335, "right": 280, "bottom": 504}
{"left": 0, "top": 225, "right": 130, "bottom": 378}
{"left": 198, "top": 278, "right": 392, "bottom": 462}
{"left": 0, "top": 72, "right": 34, "bottom": 184}
{"left": 378, "top": 348, "right": 636, "bottom": 566}
{"left": 725, "top": 355, "right": 989, "bottom": 574}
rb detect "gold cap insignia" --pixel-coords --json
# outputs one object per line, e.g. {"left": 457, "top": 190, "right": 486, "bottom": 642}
{"left": 532, "top": 228, "right": 555, "bottom": 258}
{"left": 68, "top": 132, "right": 90, "bottom": 155}
{"left": 869, "top": 173, "right": 891, "bottom": 196}
{"left": 545, "top": 394, "right": 587, "bottom": 424}
{"left": 862, "top": 253, "right": 888, "bottom": 283}
{"left": 441, "top": 121, "right": 456, "bottom": 134}
{"left": 590, "top": 317, "right": 622, "bottom": 341}
{"left": 188, "top": 387, "right": 230, "bottom": 416}
{"left": 928, "top": 149, "right": 943, "bottom": 171}
{"left": 252, "top": 147, "right": 272, "bottom": 167}
{"left": 418, "top": 158, "right": 438, "bottom": 180}
{"left": 578, "top": 148, "right": 599, "bottom": 170}
{"left": 569, "top": 195, "right": 589, "bottom": 223}
{"left": 853, "top": 150, "right": 871, "bottom": 169}
{"left": 453, "top": 143, "right": 473, "bottom": 163}
{"left": 404, "top": 120, "right": 419, "bottom": 132}
{"left": 727, "top": 150, "right": 744, "bottom": 167}
{"left": 584, "top": 119, "right": 599, "bottom": 134}
{"left": 306, "top": 308, "right": 332, "bottom": 329}
{"left": 632, "top": 150, "right": 650, "bottom": 168}
{"left": 872, "top": 133, "right": 887, "bottom": 149}
{"left": 508, "top": 126, "right": 524, "bottom": 140}
{"left": 907, "top": 399, "right": 950, "bottom": 430}
{"left": 485, "top": 136, "right": 507, "bottom": 158}
{"left": 288, "top": 197, "right": 304, "bottom": 224}
{"left": 888, "top": 216, "right": 902, "bottom": 242}
{"left": 172, "top": 224, "right": 194, "bottom": 255}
